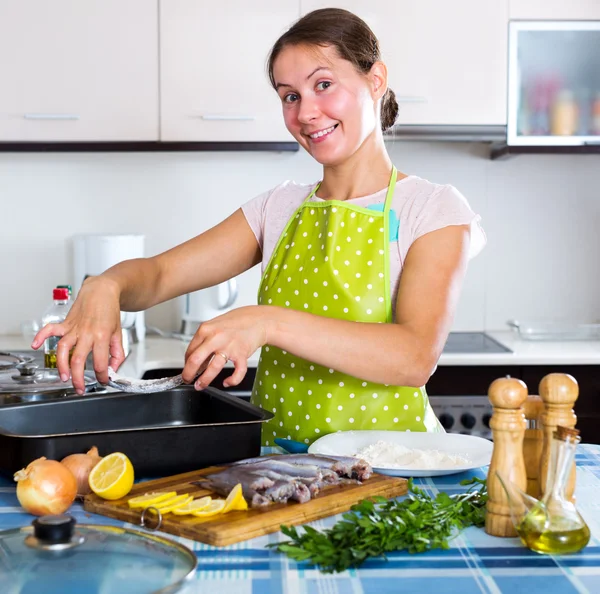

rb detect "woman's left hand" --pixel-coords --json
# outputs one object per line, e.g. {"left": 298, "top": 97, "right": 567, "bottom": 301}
{"left": 182, "top": 305, "right": 272, "bottom": 390}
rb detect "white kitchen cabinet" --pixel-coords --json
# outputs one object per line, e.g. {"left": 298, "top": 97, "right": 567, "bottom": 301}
{"left": 300, "top": 1, "right": 508, "bottom": 126}
{"left": 509, "top": 0, "right": 600, "bottom": 20}
{"left": 0, "top": 0, "right": 159, "bottom": 142}
{"left": 160, "top": 0, "right": 299, "bottom": 142}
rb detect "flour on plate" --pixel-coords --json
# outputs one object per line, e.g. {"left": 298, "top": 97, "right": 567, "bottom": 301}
{"left": 355, "top": 440, "right": 470, "bottom": 469}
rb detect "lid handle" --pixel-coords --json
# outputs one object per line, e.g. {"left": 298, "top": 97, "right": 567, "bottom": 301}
{"left": 32, "top": 514, "right": 76, "bottom": 544}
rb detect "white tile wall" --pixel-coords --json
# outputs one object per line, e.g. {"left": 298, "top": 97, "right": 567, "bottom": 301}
{"left": 1, "top": 142, "right": 599, "bottom": 336}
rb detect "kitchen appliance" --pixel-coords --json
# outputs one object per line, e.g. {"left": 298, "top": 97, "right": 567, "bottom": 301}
{"left": 84, "top": 463, "right": 407, "bottom": 547}
{"left": 0, "top": 385, "right": 272, "bottom": 476}
{"left": 0, "top": 514, "right": 196, "bottom": 593}
{"left": 73, "top": 233, "right": 146, "bottom": 354}
{"left": 179, "top": 279, "right": 238, "bottom": 335}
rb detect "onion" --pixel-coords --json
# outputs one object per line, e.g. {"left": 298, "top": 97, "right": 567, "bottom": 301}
{"left": 14, "top": 457, "right": 77, "bottom": 516}
{"left": 61, "top": 446, "right": 102, "bottom": 496}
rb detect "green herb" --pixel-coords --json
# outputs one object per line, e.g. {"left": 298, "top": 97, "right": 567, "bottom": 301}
{"left": 268, "top": 477, "right": 488, "bottom": 573}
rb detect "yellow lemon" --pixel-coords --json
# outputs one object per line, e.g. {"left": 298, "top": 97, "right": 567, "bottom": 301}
{"left": 172, "top": 496, "right": 213, "bottom": 515}
{"left": 192, "top": 499, "right": 226, "bottom": 518}
{"left": 127, "top": 491, "right": 177, "bottom": 509}
{"left": 222, "top": 483, "right": 248, "bottom": 513}
{"left": 154, "top": 494, "right": 193, "bottom": 514}
{"left": 88, "top": 452, "right": 134, "bottom": 500}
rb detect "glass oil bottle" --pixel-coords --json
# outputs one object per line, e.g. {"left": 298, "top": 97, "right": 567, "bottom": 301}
{"left": 516, "top": 426, "right": 590, "bottom": 554}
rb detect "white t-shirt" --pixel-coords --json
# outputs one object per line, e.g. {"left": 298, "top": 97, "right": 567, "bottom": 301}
{"left": 241, "top": 175, "right": 486, "bottom": 311}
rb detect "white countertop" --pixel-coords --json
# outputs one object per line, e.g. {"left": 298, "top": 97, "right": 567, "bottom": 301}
{"left": 3, "top": 331, "right": 600, "bottom": 381}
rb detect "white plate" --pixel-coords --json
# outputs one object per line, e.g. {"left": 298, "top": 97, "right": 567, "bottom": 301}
{"left": 307, "top": 430, "right": 493, "bottom": 477}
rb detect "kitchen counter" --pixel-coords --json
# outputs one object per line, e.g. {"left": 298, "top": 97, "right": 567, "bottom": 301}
{"left": 4, "top": 331, "right": 600, "bottom": 380}
{"left": 1, "top": 444, "right": 599, "bottom": 593}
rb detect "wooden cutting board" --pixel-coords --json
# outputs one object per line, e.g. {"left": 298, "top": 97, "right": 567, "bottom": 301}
{"left": 84, "top": 465, "right": 408, "bottom": 547}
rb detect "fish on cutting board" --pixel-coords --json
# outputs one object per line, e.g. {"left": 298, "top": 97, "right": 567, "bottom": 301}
{"left": 196, "top": 453, "right": 373, "bottom": 507}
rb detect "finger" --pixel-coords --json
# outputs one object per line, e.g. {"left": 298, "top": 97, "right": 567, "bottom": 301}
{"left": 92, "top": 337, "right": 111, "bottom": 386}
{"left": 181, "top": 348, "right": 213, "bottom": 384}
{"left": 222, "top": 359, "right": 248, "bottom": 388}
{"left": 31, "top": 322, "right": 64, "bottom": 351}
{"left": 108, "top": 332, "right": 126, "bottom": 373}
{"left": 194, "top": 351, "right": 229, "bottom": 390}
{"left": 69, "top": 341, "right": 91, "bottom": 395}
{"left": 55, "top": 330, "right": 75, "bottom": 382}
{"left": 185, "top": 323, "right": 212, "bottom": 361}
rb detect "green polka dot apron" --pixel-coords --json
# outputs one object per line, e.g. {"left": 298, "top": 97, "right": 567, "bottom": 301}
{"left": 251, "top": 167, "right": 441, "bottom": 446}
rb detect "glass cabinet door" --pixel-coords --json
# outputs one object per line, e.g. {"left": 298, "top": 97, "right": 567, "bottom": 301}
{"left": 508, "top": 21, "right": 600, "bottom": 145}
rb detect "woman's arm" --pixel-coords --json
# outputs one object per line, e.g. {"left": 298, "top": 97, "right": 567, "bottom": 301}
{"left": 184, "top": 224, "right": 470, "bottom": 388}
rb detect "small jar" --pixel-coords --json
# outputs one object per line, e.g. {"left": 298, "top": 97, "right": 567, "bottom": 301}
{"left": 550, "top": 90, "right": 578, "bottom": 136}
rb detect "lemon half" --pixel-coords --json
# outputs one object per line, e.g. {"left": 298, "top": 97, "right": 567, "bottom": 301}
{"left": 89, "top": 453, "right": 134, "bottom": 500}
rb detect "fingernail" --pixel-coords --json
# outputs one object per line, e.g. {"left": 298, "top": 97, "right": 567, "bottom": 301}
{"left": 77, "top": 389, "right": 84, "bottom": 396}
{"left": 60, "top": 374, "right": 68, "bottom": 382}
{"left": 194, "top": 380, "right": 203, "bottom": 390}
{"left": 31, "top": 341, "right": 37, "bottom": 348}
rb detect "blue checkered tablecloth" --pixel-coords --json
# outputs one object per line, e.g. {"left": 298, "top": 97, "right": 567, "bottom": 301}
{"left": 1, "top": 444, "right": 599, "bottom": 594}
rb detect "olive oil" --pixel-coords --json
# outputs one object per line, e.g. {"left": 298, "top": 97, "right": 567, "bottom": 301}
{"left": 517, "top": 511, "right": 591, "bottom": 554}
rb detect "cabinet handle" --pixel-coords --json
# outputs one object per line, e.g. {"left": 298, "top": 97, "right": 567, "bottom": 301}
{"left": 395, "top": 96, "right": 428, "bottom": 104}
{"left": 23, "top": 113, "right": 80, "bottom": 121}
{"left": 199, "top": 114, "right": 256, "bottom": 121}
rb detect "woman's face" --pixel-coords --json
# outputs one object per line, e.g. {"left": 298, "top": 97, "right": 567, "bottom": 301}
{"left": 272, "top": 44, "right": 382, "bottom": 166}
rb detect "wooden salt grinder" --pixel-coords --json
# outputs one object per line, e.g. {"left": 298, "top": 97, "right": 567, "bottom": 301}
{"left": 485, "top": 377, "right": 528, "bottom": 538}
{"left": 523, "top": 395, "right": 544, "bottom": 498}
{"left": 539, "top": 373, "right": 578, "bottom": 501}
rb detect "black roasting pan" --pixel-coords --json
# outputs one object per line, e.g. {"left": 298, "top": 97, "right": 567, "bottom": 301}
{"left": 0, "top": 385, "right": 272, "bottom": 477}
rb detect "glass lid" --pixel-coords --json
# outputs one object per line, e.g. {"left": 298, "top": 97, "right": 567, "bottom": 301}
{"left": 0, "top": 365, "right": 97, "bottom": 394}
{"left": 0, "top": 515, "right": 197, "bottom": 594}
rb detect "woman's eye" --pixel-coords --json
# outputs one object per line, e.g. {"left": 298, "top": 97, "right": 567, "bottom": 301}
{"left": 283, "top": 93, "right": 299, "bottom": 104}
{"left": 316, "top": 81, "right": 332, "bottom": 91}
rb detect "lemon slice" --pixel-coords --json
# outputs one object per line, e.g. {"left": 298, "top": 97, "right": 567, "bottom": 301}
{"left": 222, "top": 483, "right": 248, "bottom": 513}
{"left": 155, "top": 494, "right": 193, "bottom": 514}
{"left": 127, "top": 491, "right": 177, "bottom": 509}
{"left": 89, "top": 452, "right": 134, "bottom": 500}
{"left": 172, "top": 496, "right": 213, "bottom": 516}
{"left": 192, "top": 499, "right": 226, "bottom": 517}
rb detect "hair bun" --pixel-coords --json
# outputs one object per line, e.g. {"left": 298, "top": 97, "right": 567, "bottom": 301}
{"left": 381, "top": 88, "right": 398, "bottom": 132}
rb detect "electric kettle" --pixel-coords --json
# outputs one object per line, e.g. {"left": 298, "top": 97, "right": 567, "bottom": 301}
{"left": 179, "top": 280, "right": 238, "bottom": 335}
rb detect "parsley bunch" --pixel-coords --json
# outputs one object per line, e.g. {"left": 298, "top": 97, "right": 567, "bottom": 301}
{"left": 268, "top": 477, "right": 488, "bottom": 573}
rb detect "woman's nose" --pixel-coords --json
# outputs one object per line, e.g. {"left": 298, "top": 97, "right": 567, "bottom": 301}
{"left": 297, "top": 96, "right": 319, "bottom": 124}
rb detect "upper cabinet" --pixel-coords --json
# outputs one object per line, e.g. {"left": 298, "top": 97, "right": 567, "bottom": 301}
{"left": 509, "top": 0, "right": 600, "bottom": 20}
{"left": 0, "top": 0, "right": 159, "bottom": 142}
{"left": 301, "top": 1, "right": 508, "bottom": 126}
{"left": 160, "top": 0, "right": 299, "bottom": 142}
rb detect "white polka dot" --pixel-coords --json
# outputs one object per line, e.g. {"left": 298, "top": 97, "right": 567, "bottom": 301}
{"left": 333, "top": 294, "right": 339, "bottom": 299}
{"left": 313, "top": 292, "right": 319, "bottom": 297}
{"left": 295, "top": 425, "right": 300, "bottom": 430}
{"left": 384, "top": 405, "right": 389, "bottom": 411}
{"left": 273, "top": 431, "right": 277, "bottom": 436}
{"left": 328, "top": 368, "right": 334, "bottom": 373}
{"left": 268, "top": 298, "right": 272, "bottom": 304}
{"left": 327, "top": 393, "right": 332, "bottom": 398}
{"left": 404, "top": 404, "right": 409, "bottom": 410}
{"left": 395, "top": 393, "right": 400, "bottom": 398}
{"left": 290, "top": 363, "right": 295, "bottom": 368}
{"left": 339, "top": 381, "right": 345, "bottom": 387}
{"left": 356, "top": 250, "right": 362, "bottom": 255}
{"left": 310, "top": 209, "right": 314, "bottom": 214}
{"left": 274, "top": 264, "right": 278, "bottom": 269}
{"left": 310, "top": 366, "right": 314, "bottom": 371}
{"left": 289, "top": 387, "right": 294, "bottom": 392}
{"left": 340, "top": 221, "right": 345, "bottom": 227}
{"left": 367, "top": 284, "right": 373, "bottom": 289}
{"left": 367, "top": 261, "right": 372, "bottom": 266}
{"left": 315, "top": 428, "right": 320, "bottom": 433}
{"left": 337, "top": 405, "right": 343, "bottom": 411}
{"left": 299, "top": 266, "right": 303, "bottom": 271}
{"left": 285, "top": 301, "right": 290, "bottom": 306}
{"left": 372, "top": 393, "right": 378, "bottom": 399}
{"left": 344, "top": 260, "right": 350, "bottom": 266}
{"left": 323, "top": 281, "right": 328, "bottom": 286}
{"left": 265, "top": 346, "right": 270, "bottom": 352}
{"left": 316, "top": 403, "right": 321, "bottom": 409}
{"left": 306, "top": 414, "right": 311, "bottom": 420}
{"left": 343, "top": 283, "right": 350, "bottom": 289}
{"left": 360, "top": 405, "right": 366, "bottom": 411}
{"left": 266, "top": 440, "right": 269, "bottom": 445}
{"left": 328, "top": 231, "right": 333, "bottom": 237}
{"left": 274, "top": 360, "right": 278, "bottom": 366}
{"left": 317, "top": 379, "right": 323, "bottom": 385}
{"left": 366, "top": 309, "right": 372, "bottom": 315}
{"left": 280, "top": 397, "right": 284, "bottom": 402}
{"left": 326, "top": 417, "right": 331, "bottom": 423}
{"left": 304, "top": 303, "right": 308, "bottom": 308}
{"left": 379, "top": 297, "right": 384, "bottom": 302}
{"left": 407, "top": 429, "right": 411, "bottom": 433}
{"left": 288, "top": 411, "right": 293, "bottom": 416}
{"left": 308, "top": 390, "right": 313, "bottom": 395}
{"left": 264, "top": 393, "right": 268, "bottom": 399}
{"left": 349, "top": 417, "right": 354, "bottom": 423}
{"left": 277, "top": 288, "right": 281, "bottom": 293}
{"left": 368, "top": 238, "right": 373, "bottom": 244}
{"left": 372, "top": 418, "right": 377, "bottom": 423}
{"left": 297, "top": 400, "right": 302, "bottom": 405}
{"left": 355, "top": 296, "right": 361, "bottom": 302}
{"left": 416, "top": 416, "right": 421, "bottom": 422}
{"left": 356, "top": 273, "right": 361, "bottom": 278}
{"left": 304, "top": 279, "right": 308, "bottom": 285}
{"left": 324, "top": 256, "right": 329, "bottom": 261}
{"left": 414, "top": 391, "right": 419, "bottom": 397}
{"left": 295, "top": 254, "right": 300, "bottom": 259}
{"left": 393, "top": 417, "right": 399, "bottom": 423}
{"left": 334, "top": 270, "right": 339, "bottom": 275}
{"left": 315, "top": 221, "right": 319, "bottom": 226}
{"left": 332, "top": 207, "right": 337, "bottom": 212}
{"left": 303, "top": 232, "right": 307, "bottom": 237}
{"left": 304, "top": 438, "right": 310, "bottom": 444}
{"left": 281, "top": 373, "right": 286, "bottom": 378}
{"left": 314, "top": 268, "right": 318, "bottom": 273}
{"left": 346, "top": 237, "right": 351, "bottom": 242}
{"left": 265, "top": 370, "right": 269, "bottom": 375}
{"left": 300, "top": 376, "right": 304, "bottom": 381}
{"left": 362, "top": 382, "right": 368, "bottom": 387}
{"left": 278, "top": 420, "right": 282, "bottom": 425}
{"left": 294, "top": 290, "right": 299, "bottom": 296}
{"left": 343, "top": 307, "right": 349, "bottom": 313}
{"left": 379, "top": 273, "right": 384, "bottom": 278}
{"left": 351, "top": 212, "right": 356, "bottom": 218}
{"left": 349, "top": 393, "right": 355, "bottom": 399}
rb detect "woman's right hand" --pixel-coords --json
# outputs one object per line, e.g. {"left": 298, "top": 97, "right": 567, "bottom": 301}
{"left": 31, "top": 277, "right": 126, "bottom": 395}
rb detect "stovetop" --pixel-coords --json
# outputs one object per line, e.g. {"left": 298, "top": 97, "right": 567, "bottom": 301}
{"left": 442, "top": 332, "right": 512, "bottom": 354}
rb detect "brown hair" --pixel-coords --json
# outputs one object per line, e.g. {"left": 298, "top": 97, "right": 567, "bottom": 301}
{"left": 267, "top": 8, "right": 398, "bottom": 132}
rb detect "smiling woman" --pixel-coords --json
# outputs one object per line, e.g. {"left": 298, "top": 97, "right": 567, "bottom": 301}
{"left": 32, "top": 7, "right": 486, "bottom": 448}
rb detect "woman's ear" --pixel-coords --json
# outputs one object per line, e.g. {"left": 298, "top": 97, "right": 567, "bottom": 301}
{"left": 369, "top": 61, "right": 388, "bottom": 101}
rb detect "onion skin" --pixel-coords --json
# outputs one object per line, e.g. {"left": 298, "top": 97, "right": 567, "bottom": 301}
{"left": 60, "top": 446, "right": 102, "bottom": 496}
{"left": 14, "top": 457, "right": 77, "bottom": 516}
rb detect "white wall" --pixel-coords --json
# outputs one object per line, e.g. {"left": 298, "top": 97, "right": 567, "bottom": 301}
{"left": 1, "top": 142, "right": 599, "bottom": 336}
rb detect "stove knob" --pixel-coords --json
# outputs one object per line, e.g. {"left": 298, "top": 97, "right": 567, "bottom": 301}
{"left": 438, "top": 413, "right": 454, "bottom": 430}
{"left": 482, "top": 413, "right": 492, "bottom": 428}
{"left": 461, "top": 413, "right": 477, "bottom": 429}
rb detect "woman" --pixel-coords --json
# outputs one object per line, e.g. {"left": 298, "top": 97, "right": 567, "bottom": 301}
{"left": 32, "top": 8, "right": 485, "bottom": 446}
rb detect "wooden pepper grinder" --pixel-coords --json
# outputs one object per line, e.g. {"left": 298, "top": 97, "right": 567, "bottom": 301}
{"left": 486, "top": 377, "right": 528, "bottom": 537}
{"left": 539, "top": 373, "right": 578, "bottom": 501}
{"left": 523, "top": 395, "right": 545, "bottom": 498}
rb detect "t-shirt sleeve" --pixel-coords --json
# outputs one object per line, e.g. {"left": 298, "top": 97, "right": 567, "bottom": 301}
{"left": 410, "top": 184, "right": 486, "bottom": 260}
{"left": 240, "top": 187, "right": 275, "bottom": 252}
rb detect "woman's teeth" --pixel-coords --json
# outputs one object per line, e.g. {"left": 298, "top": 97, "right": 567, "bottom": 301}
{"left": 309, "top": 125, "right": 337, "bottom": 139}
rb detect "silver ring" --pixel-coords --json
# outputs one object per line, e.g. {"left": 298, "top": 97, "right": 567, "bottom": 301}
{"left": 140, "top": 506, "right": 162, "bottom": 531}
{"left": 215, "top": 351, "right": 229, "bottom": 363}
